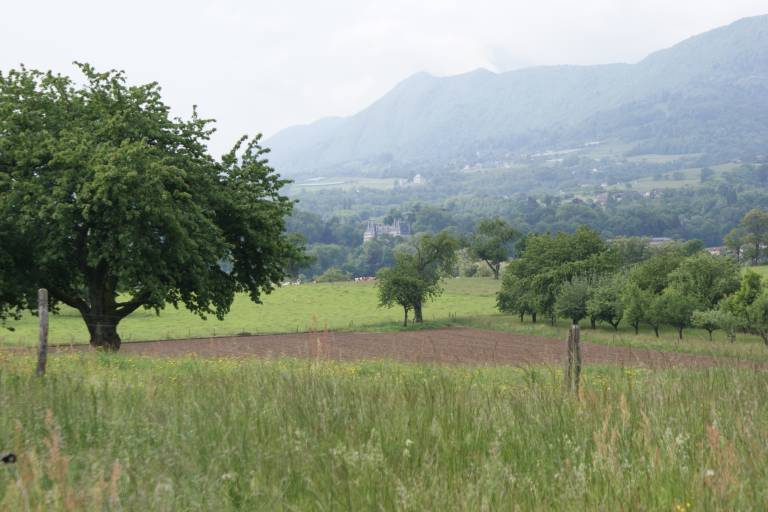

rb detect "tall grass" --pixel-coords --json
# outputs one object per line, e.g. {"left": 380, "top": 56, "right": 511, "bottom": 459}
{"left": 1, "top": 354, "right": 766, "bottom": 510}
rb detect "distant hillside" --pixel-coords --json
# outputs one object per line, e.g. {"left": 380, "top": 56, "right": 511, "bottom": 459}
{"left": 267, "top": 15, "right": 768, "bottom": 177}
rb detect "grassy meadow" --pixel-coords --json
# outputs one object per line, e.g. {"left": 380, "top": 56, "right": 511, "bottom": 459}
{"left": 0, "top": 279, "right": 500, "bottom": 347}
{"left": 4, "top": 276, "right": 768, "bottom": 362}
{"left": 1, "top": 353, "right": 766, "bottom": 510}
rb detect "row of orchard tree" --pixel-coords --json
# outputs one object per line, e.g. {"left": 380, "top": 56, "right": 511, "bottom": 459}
{"left": 497, "top": 220, "right": 768, "bottom": 344}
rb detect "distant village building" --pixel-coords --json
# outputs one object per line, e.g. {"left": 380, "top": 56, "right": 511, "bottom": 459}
{"left": 412, "top": 174, "right": 426, "bottom": 185}
{"left": 706, "top": 246, "right": 727, "bottom": 256}
{"left": 363, "top": 219, "right": 412, "bottom": 242}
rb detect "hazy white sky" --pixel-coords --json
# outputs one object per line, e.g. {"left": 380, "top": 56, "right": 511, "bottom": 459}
{"left": 1, "top": 0, "right": 766, "bottom": 155}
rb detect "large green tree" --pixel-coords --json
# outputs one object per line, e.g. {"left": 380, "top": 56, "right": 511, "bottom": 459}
{"left": 497, "top": 226, "right": 615, "bottom": 325}
{"left": 468, "top": 218, "right": 518, "bottom": 279}
{"left": 0, "top": 64, "right": 302, "bottom": 350}
{"left": 740, "top": 209, "right": 768, "bottom": 264}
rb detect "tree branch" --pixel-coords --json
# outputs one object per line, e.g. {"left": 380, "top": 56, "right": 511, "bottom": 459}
{"left": 47, "top": 287, "right": 89, "bottom": 313}
{"left": 114, "top": 292, "right": 151, "bottom": 318}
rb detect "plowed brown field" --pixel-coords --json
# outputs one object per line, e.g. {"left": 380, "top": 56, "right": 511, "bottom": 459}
{"left": 37, "top": 327, "right": 756, "bottom": 367}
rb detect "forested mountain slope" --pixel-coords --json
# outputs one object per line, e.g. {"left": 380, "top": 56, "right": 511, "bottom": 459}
{"left": 268, "top": 15, "right": 768, "bottom": 177}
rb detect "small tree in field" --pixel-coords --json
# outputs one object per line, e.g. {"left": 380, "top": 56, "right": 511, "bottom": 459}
{"left": 691, "top": 310, "right": 721, "bottom": 341}
{"left": 555, "top": 278, "right": 591, "bottom": 325}
{"left": 468, "top": 218, "right": 518, "bottom": 279}
{"left": 0, "top": 64, "right": 303, "bottom": 350}
{"left": 377, "top": 257, "right": 425, "bottom": 326}
{"left": 667, "top": 252, "right": 739, "bottom": 309}
{"left": 587, "top": 276, "right": 624, "bottom": 330}
{"left": 497, "top": 273, "right": 537, "bottom": 322}
{"left": 621, "top": 283, "right": 651, "bottom": 335}
{"left": 377, "top": 231, "right": 460, "bottom": 324}
{"left": 656, "top": 287, "right": 699, "bottom": 340}
{"left": 712, "top": 303, "right": 745, "bottom": 344}
{"left": 645, "top": 294, "right": 665, "bottom": 338}
{"left": 725, "top": 272, "right": 768, "bottom": 347}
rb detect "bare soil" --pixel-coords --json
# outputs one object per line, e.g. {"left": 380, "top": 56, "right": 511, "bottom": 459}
{"left": 35, "top": 327, "right": 759, "bottom": 368}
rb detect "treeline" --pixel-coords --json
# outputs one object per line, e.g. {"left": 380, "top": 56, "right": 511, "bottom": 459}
{"left": 289, "top": 175, "right": 768, "bottom": 278}
{"left": 497, "top": 225, "right": 768, "bottom": 344}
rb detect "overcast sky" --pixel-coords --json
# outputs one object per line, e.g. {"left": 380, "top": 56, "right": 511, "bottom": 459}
{"left": 1, "top": 1, "right": 766, "bottom": 155}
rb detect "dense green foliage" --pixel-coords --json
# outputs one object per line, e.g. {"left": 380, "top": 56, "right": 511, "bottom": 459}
{"left": 2, "top": 354, "right": 767, "bottom": 510}
{"left": 497, "top": 227, "right": 615, "bottom": 324}
{"left": 287, "top": 168, "right": 768, "bottom": 279}
{"left": 497, "top": 220, "right": 750, "bottom": 341}
{"left": 467, "top": 218, "right": 518, "bottom": 279}
{"left": 0, "top": 64, "right": 300, "bottom": 350}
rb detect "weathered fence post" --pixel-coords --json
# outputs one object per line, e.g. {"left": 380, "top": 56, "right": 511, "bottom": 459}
{"left": 36, "top": 288, "right": 48, "bottom": 377}
{"left": 572, "top": 325, "right": 581, "bottom": 393}
{"left": 564, "top": 324, "right": 582, "bottom": 393}
{"left": 564, "top": 327, "right": 573, "bottom": 389}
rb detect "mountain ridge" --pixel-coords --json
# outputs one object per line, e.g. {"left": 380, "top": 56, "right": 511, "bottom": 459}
{"left": 267, "top": 15, "right": 768, "bottom": 177}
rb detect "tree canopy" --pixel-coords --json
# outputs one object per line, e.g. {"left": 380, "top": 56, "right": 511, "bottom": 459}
{"left": 467, "top": 218, "right": 518, "bottom": 279}
{"left": 0, "top": 64, "right": 302, "bottom": 350}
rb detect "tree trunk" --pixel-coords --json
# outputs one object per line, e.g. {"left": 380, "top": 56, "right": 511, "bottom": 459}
{"left": 84, "top": 313, "right": 122, "bottom": 351}
{"left": 653, "top": 326, "right": 659, "bottom": 337}
{"left": 485, "top": 260, "right": 500, "bottom": 280}
{"left": 633, "top": 322, "right": 639, "bottom": 335}
{"left": 414, "top": 301, "right": 423, "bottom": 323}
{"left": 532, "top": 312, "right": 537, "bottom": 323}
{"left": 519, "top": 312, "right": 524, "bottom": 322}
{"left": 677, "top": 326, "right": 683, "bottom": 340}
{"left": 590, "top": 317, "right": 596, "bottom": 329}
{"left": 403, "top": 307, "right": 409, "bottom": 327}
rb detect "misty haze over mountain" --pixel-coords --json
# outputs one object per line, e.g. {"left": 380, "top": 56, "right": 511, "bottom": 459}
{"left": 268, "top": 15, "right": 768, "bottom": 177}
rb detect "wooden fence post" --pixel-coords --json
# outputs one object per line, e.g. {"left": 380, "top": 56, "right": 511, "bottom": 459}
{"left": 36, "top": 288, "right": 48, "bottom": 377}
{"left": 572, "top": 325, "right": 581, "bottom": 393}
{"left": 564, "top": 324, "right": 582, "bottom": 393}
{"left": 564, "top": 327, "right": 573, "bottom": 389}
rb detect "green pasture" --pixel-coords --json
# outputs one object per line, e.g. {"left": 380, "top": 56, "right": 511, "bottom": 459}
{"left": 0, "top": 278, "right": 500, "bottom": 347}
{"left": 607, "top": 162, "right": 742, "bottom": 193}
{"left": 747, "top": 264, "right": 768, "bottom": 279}
{"left": 289, "top": 176, "right": 397, "bottom": 191}
{"left": 1, "top": 354, "right": 766, "bottom": 510}
{"left": 4, "top": 276, "right": 768, "bottom": 361}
